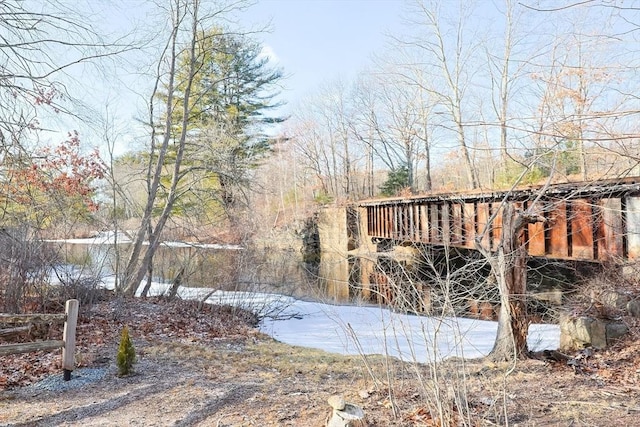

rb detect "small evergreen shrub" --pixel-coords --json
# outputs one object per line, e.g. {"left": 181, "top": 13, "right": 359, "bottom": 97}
{"left": 116, "top": 326, "right": 136, "bottom": 376}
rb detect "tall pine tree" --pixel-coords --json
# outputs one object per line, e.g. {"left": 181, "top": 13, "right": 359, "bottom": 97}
{"left": 158, "top": 28, "right": 284, "bottom": 214}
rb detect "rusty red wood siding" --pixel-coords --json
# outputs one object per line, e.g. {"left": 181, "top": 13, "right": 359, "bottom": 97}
{"left": 358, "top": 178, "right": 640, "bottom": 262}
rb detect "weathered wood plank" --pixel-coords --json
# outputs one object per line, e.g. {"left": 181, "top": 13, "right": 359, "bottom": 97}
{"left": 626, "top": 196, "right": 640, "bottom": 259}
{"left": 598, "top": 198, "right": 623, "bottom": 260}
{"left": 476, "top": 202, "right": 491, "bottom": 250}
{"left": 0, "top": 325, "right": 31, "bottom": 338}
{"left": 451, "top": 203, "right": 463, "bottom": 245}
{"left": 0, "top": 340, "right": 64, "bottom": 356}
{"left": 548, "top": 201, "right": 569, "bottom": 257}
{"left": 430, "top": 204, "right": 440, "bottom": 243}
{"left": 492, "top": 203, "right": 504, "bottom": 251}
{"left": 442, "top": 203, "right": 450, "bottom": 245}
{"left": 0, "top": 313, "right": 66, "bottom": 325}
{"left": 419, "top": 204, "right": 428, "bottom": 241}
{"left": 527, "top": 201, "right": 546, "bottom": 256}
{"left": 571, "top": 199, "right": 594, "bottom": 260}
{"left": 463, "top": 202, "right": 475, "bottom": 248}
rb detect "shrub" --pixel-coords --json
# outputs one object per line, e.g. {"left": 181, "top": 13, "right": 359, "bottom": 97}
{"left": 116, "top": 326, "right": 136, "bottom": 376}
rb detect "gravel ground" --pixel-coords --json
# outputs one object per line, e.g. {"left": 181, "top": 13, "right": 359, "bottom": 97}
{"left": 25, "top": 367, "right": 109, "bottom": 393}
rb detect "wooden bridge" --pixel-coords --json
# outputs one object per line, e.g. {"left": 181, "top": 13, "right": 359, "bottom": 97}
{"left": 358, "top": 177, "right": 640, "bottom": 263}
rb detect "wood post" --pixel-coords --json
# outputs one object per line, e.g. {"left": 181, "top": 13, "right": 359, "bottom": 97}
{"left": 0, "top": 299, "right": 79, "bottom": 380}
{"left": 62, "top": 299, "right": 79, "bottom": 381}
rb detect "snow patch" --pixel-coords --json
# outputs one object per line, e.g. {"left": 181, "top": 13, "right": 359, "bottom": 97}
{"left": 99, "top": 276, "right": 560, "bottom": 362}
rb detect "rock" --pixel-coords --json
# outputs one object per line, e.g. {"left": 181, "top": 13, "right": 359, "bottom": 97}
{"left": 478, "top": 396, "right": 496, "bottom": 406}
{"left": 358, "top": 389, "right": 370, "bottom": 399}
{"left": 559, "top": 316, "right": 606, "bottom": 350}
{"left": 590, "top": 319, "right": 607, "bottom": 349}
{"left": 601, "top": 291, "right": 629, "bottom": 310}
{"left": 560, "top": 315, "right": 628, "bottom": 350}
{"left": 532, "top": 290, "right": 563, "bottom": 305}
{"left": 327, "top": 395, "right": 366, "bottom": 427}
{"left": 621, "top": 264, "right": 640, "bottom": 279}
{"left": 328, "top": 395, "right": 346, "bottom": 411}
{"left": 606, "top": 322, "right": 629, "bottom": 342}
{"left": 327, "top": 402, "right": 366, "bottom": 427}
{"left": 627, "top": 300, "right": 640, "bottom": 318}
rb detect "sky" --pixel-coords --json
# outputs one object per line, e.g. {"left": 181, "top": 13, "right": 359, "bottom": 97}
{"left": 41, "top": 0, "right": 408, "bottom": 155}
{"left": 241, "top": 0, "right": 407, "bottom": 111}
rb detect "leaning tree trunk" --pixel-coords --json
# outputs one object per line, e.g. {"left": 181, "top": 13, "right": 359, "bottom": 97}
{"left": 489, "top": 203, "right": 541, "bottom": 361}
{"left": 122, "top": 0, "right": 200, "bottom": 296}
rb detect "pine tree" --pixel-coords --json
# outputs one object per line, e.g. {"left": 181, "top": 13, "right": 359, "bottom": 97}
{"left": 116, "top": 326, "right": 136, "bottom": 376}
{"left": 380, "top": 165, "right": 410, "bottom": 196}
{"left": 157, "top": 27, "right": 284, "bottom": 211}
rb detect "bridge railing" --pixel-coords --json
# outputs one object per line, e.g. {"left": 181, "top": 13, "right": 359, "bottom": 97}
{"left": 361, "top": 181, "right": 640, "bottom": 262}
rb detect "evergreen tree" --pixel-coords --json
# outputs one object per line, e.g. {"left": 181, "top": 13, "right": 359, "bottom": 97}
{"left": 159, "top": 28, "right": 284, "bottom": 213}
{"left": 116, "top": 326, "right": 136, "bottom": 376}
{"left": 380, "top": 165, "right": 410, "bottom": 196}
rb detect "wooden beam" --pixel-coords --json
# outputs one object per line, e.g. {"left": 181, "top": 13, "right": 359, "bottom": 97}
{"left": 0, "top": 340, "right": 64, "bottom": 356}
{"left": 0, "top": 313, "right": 66, "bottom": 324}
{"left": 0, "top": 325, "right": 31, "bottom": 338}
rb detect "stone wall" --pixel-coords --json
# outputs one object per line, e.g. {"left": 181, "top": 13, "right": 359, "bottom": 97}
{"left": 317, "top": 207, "right": 350, "bottom": 301}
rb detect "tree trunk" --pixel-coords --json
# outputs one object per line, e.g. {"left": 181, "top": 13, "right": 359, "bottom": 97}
{"left": 167, "top": 266, "right": 186, "bottom": 299}
{"left": 490, "top": 203, "right": 530, "bottom": 361}
{"left": 456, "top": 120, "right": 479, "bottom": 189}
{"left": 140, "top": 256, "right": 154, "bottom": 298}
{"left": 122, "top": 0, "right": 200, "bottom": 296}
{"left": 140, "top": 222, "right": 155, "bottom": 298}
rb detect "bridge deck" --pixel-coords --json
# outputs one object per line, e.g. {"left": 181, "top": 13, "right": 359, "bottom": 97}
{"left": 359, "top": 177, "right": 640, "bottom": 262}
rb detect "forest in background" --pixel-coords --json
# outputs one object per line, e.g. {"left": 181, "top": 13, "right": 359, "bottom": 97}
{"left": 0, "top": 0, "right": 638, "bottom": 304}
{"left": 4, "top": 4, "right": 640, "bottom": 425}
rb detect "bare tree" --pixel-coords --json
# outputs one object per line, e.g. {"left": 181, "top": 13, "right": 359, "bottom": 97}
{"left": 350, "top": 69, "right": 434, "bottom": 193}
{"left": 289, "top": 80, "right": 368, "bottom": 202}
{"left": 486, "top": 0, "right": 530, "bottom": 174}
{"left": 396, "top": 0, "right": 480, "bottom": 189}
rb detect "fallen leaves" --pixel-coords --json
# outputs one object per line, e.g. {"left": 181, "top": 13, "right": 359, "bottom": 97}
{"left": 0, "top": 296, "right": 258, "bottom": 390}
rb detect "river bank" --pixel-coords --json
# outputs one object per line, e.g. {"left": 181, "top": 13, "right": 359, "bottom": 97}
{"left": 2, "top": 296, "right": 640, "bottom": 426}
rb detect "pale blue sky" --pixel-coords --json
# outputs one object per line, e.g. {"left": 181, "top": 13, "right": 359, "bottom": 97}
{"left": 61, "top": 0, "right": 408, "bottom": 154}
{"left": 242, "top": 0, "right": 406, "bottom": 111}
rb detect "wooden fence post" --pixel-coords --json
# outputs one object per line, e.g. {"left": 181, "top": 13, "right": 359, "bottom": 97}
{"left": 62, "top": 299, "right": 79, "bottom": 381}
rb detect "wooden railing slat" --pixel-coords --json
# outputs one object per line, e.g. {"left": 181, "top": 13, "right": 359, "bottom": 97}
{"left": 0, "top": 340, "right": 64, "bottom": 356}
{"left": 0, "top": 313, "right": 66, "bottom": 324}
{"left": 0, "top": 325, "right": 31, "bottom": 338}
